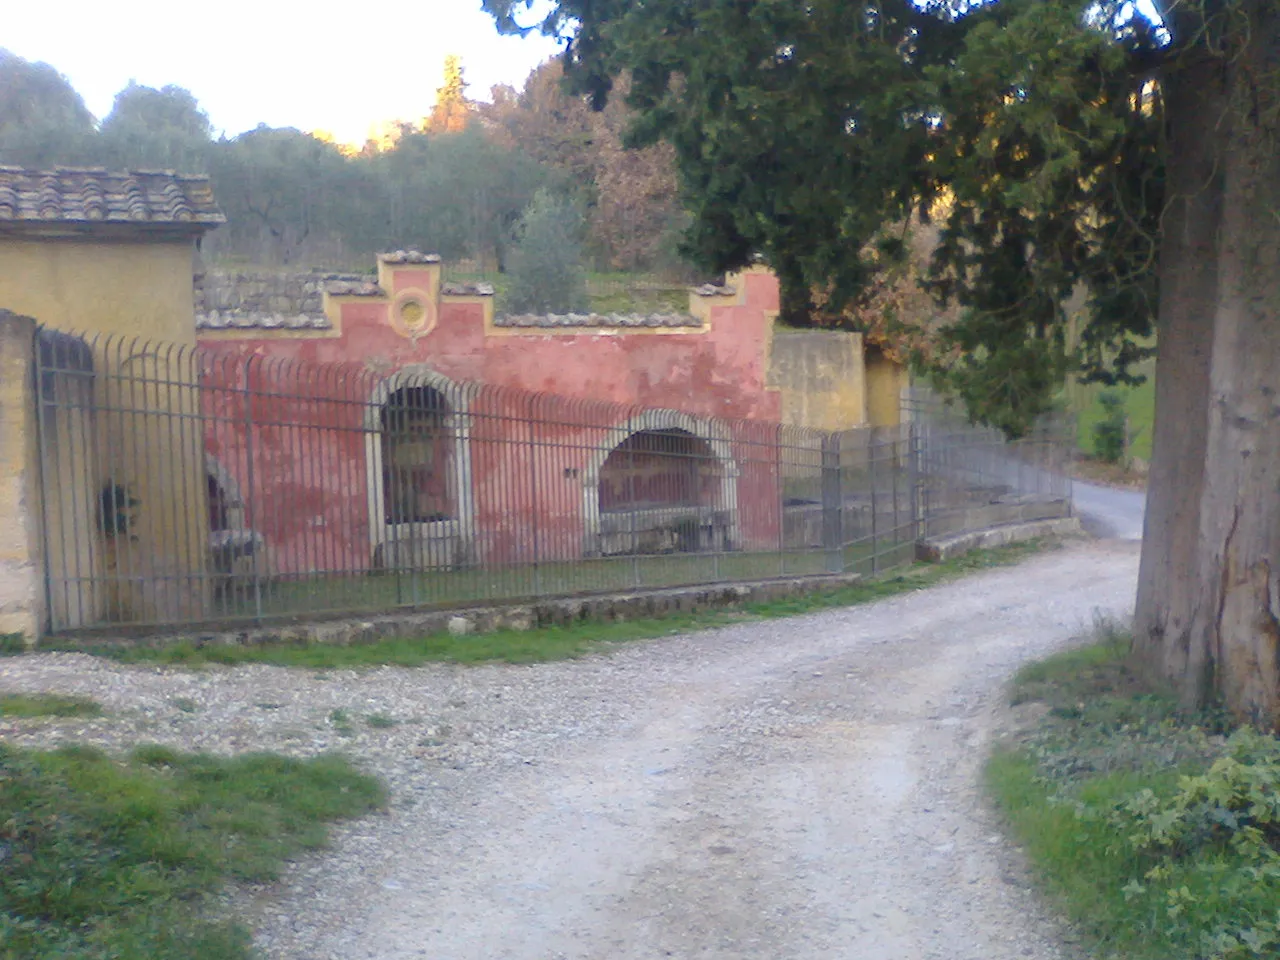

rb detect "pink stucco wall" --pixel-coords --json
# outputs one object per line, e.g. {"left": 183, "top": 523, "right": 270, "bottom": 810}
{"left": 197, "top": 267, "right": 793, "bottom": 577}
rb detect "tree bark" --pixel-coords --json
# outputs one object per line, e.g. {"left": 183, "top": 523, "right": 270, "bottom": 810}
{"left": 1191, "top": 4, "right": 1280, "bottom": 727}
{"left": 1132, "top": 57, "right": 1227, "bottom": 705}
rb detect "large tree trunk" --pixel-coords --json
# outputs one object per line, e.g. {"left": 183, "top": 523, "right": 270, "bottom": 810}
{"left": 1190, "top": 4, "right": 1280, "bottom": 727}
{"left": 1132, "top": 57, "right": 1226, "bottom": 705}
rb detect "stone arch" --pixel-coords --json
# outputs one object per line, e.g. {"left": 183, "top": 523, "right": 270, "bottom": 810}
{"left": 582, "top": 410, "right": 739, "bottom": 556}
{"left": 365, "top": 366, "right": 474, "bottom": 570}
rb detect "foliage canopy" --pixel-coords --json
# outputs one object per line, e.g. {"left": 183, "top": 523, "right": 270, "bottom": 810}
{"left": 484, "top": 0, "right": 1185, "bottom": 432}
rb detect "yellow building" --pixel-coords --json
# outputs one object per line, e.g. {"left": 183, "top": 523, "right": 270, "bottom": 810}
{"left": 0, "top": 167, "right": 224, "bottom": 632}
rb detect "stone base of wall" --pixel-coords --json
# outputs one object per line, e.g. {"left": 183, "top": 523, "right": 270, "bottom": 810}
{"left": 55, "top": 571, "right": 867, "bottom": 652}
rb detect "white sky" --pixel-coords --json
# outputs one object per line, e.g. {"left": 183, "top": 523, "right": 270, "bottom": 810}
{"left": 8, "top": 0, "right": 1167, "bottom": 146}
{"left": 5, "top": 0, "right": 564, "bottom": 144}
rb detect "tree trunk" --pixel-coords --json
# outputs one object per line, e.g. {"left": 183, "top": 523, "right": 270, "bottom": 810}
{"left": 1132, "top": 57, "right": 1226, "bottom": 705}
{"left": 1190, "top": 5, "right": 1280, "bottom": 728}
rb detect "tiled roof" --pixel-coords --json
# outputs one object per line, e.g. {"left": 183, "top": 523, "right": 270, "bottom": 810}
{"left": 0, "top": 166, "right": 224, "bottom": 235}
{"left": 495, "top": 312, "right": 703, "bottom": 329}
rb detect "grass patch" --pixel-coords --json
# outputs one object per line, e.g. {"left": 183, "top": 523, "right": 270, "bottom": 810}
{"left": 90, "top": 539, "right": 1052, "bottom": 669}
{"left": 365, "top": 713, "right": 398, "bottom": 729}
{"left": 0, "top": 692, "right": 102, "bottom": 719}
{"left": 0, "top": 743, "right": 384, "bottom": 959}
{"left": 988, "top": 635, "right": 1280, "bottom": 960}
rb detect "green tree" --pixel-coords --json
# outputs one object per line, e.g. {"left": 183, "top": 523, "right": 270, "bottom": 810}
{"left": 0, "top": 49, "right": 96, "bottom": 167}
{"left": 383, "top": 125, "right": 546, "bottom": 268}
{"left": 206, "top": 126, "right": 371, "bottom": 265}
{"left": 485, "top": 0, "right": 1280, "bottom": 728}
{"left": 100, "top": 82, "right": 213, "bottom": 172}
{"left": 427, "top": 55, "right": 472, "bottom": 133}
{"left": 503, "top": 188, "right": 589, "bottom": 314}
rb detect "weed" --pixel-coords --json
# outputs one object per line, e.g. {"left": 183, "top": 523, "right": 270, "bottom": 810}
{"left": 989, "top": 635, "right": 1279, "bottom": 960}
{"left": 327, "top": 708, "right": 355, "bottom": 737}
{"left": 0, "top": 633, "right": 26, "bottom": 655}
{"left": 0, "top": 743, "right": 384, "bottom": 959}
{"left": 0, "top": 692, "right": 102, "bottom": 719}
{"left": 365, "top": 713, "right": 398, "bottom": 729}
{"left": 170, "top": 697, "right": 199, "bottom": 714}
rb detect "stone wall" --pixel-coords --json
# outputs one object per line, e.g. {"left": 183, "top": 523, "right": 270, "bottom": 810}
{"left": 195, "top": 268, "right": 369, "bottom": 330}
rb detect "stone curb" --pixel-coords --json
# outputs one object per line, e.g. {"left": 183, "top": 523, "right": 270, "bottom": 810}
{"left": 915, "top": 517, "right": 1083, "bottom": 563}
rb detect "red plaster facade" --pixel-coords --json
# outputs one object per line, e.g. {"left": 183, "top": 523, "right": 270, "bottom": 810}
{"left": 195, "top": 261, "right": 803, "bottom": 580}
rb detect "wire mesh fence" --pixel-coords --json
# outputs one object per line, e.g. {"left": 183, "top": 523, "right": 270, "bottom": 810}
{"left": 32, "top": 329, "right": 1071, "bottom": 634}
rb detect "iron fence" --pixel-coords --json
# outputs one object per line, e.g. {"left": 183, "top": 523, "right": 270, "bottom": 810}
{"left": 32, "top": 329, "right": 1071, "bottom": 633}
{"left": 903, "top": 389, "right": 1073, "bottom": 539}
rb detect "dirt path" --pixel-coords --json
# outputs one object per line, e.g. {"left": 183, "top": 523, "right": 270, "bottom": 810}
{"left": 1, "top": 539, "right": 1140, "bottom": 958}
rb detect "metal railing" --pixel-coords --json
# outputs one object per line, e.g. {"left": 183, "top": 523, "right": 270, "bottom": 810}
{"left": 32, "top": 330, "right": 1071, "bottom": 633}
{"left": 903, "top": 389, "right": 1073, "bottom": 539}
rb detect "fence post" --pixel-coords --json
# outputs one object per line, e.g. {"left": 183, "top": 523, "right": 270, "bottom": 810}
{"left": 241, "top": 357, "right": 264, "bottom": 622}
{"left": 821, "top": 432, "right": 842, "bottom": 574}
{"left": 909, "top": 421, "right": 924, "bottom": 544}
{"left": 0, "top": 311, "right": 45, "bottom": 646}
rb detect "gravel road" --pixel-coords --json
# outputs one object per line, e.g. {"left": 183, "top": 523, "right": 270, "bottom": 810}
{"left": 0, "top": 538, "right": 1140, "bottom": 959}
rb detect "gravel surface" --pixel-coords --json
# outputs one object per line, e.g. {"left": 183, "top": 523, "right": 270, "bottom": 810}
{"left": 0, "top": 539, "right": 1141, "bottom": 959}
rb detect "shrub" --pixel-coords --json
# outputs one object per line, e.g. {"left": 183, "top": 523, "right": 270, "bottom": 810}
{"left": 502, "top": 189, "right": 589, "bottom": 315}
{"left": 1093, "top": 390, "right": 1128, "bottom": 463}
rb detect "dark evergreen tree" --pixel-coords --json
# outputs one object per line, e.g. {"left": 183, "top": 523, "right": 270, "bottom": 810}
{"left": 484, "top": 0, "right": 1280, "bottom": 728}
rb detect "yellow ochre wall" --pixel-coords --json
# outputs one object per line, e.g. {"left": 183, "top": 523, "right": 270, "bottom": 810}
{"left": 766, "top": 328, "right": 868, "bottom": 431}
{"left": 0, "top": 238, "right": 208, "bottom": 628}
{"left": 0, "top": 240, "right": 199, "bottom": 345}
{"left": 865, "top": 345, "right": 909, "bottom": 429}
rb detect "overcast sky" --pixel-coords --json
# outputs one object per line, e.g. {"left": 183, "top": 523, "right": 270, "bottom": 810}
{"left": 6, "top": 0, "right": 563, "bottom": 144}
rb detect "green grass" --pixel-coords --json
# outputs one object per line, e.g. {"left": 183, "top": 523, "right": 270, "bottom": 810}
{"left": 0, "top": 692, "right": 102, "bottom": 719}
{"left": 988, "top": 637, "right": 1280, "bottom": 960}
{"left": 91, "top": 539, "right": 1051, "bottom": 669}
{"left": 217, "top": 548, "right": 855, "bottom": 621}
{"left": 0, "top": 744, "right": 385, "bottom": 960}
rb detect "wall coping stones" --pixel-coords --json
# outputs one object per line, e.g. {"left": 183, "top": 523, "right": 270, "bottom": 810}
{"left": 379, "top": 250, "right": 441, "bottom": 264}
{"left": 495, "top": 312, "right": 703, "bottom": 329}
{"left": 693, "top": 283, "right": 736, "bottom": 297}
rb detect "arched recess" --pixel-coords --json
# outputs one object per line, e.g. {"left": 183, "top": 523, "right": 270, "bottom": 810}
{"left": 583, "top": 410, "right": 739, "bottom": 557}
{"left": 365, "top": 367, "right": 474, "bottom": 570}
{"left": 205, "top": 453, "right": 263, "bottom": 590}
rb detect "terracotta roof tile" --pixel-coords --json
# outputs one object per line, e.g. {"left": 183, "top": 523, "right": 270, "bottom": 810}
{"left": 495, "top": 312, "right": 702, "bottom": 329}
{"left": 0, "top": 166, "right": 224, "bottom": 234}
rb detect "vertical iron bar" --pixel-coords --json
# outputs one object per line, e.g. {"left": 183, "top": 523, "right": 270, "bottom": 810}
{"left": 242, "top": 357, "right": 263, "bottom": 622}
{"left": 870, "top": 429, "right": 879, "bottom": 576}
{"left": 528, "top": 396, "right": 541, "bottom": 596}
